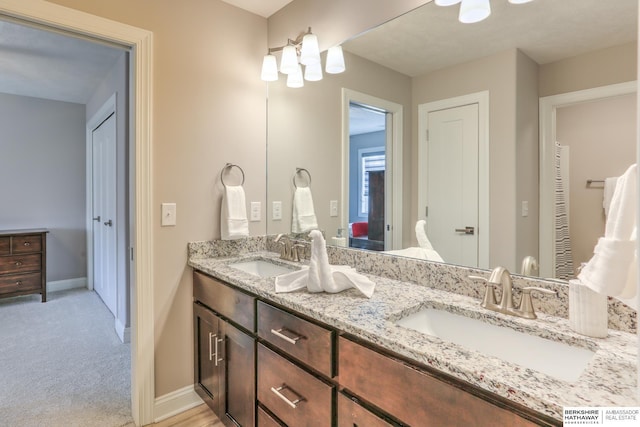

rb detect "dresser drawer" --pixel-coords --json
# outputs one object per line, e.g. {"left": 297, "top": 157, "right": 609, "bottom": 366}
{"left": 193, "top": 271, "right": 255, "bottom": 332}
{"left": 339, "top": 337, "right": 540, "bottom": 427}
{"left": 12, "top": 234, "right": 42, "bottom": 253}
{"left": 258, "top": 344, "right": 333, "bottom": 427}
{"left": 338, "top": 393, "right": 396, "bottom": 427}
{"left": 0, "top": 272, "right": 41, "bottom": 295}
{"left": 258, "top": 301, "right": 333, "bottom": 377}
{"left": 0, "top": 237, "right": 9, "bottom": 255}
{"left": 0, "top": 254, "right": 41, "bottom": 275}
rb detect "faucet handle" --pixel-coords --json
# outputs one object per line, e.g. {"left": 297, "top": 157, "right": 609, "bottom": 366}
{"left": 292, "top": 244, "right": 305, "bottom": 262}
{"left": 518, "top": 287, "right": 557, "bottom": 319}
{"left": 468, "top": 275, "right": 498, "bottom": 308}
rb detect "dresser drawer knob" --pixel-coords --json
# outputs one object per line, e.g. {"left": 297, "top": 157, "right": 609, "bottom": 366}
{"left": 16, "top": 280, "right": 22, "bottom": 286}
{"left": 270, "top": 384, "right": 305, "bottom": 409}
{"left": 23, "top": 242, "right": 31, "bottom": 247}
{"left": 270, "top": 328, "right": 304, "bottom": 345}
{"left": 15, "top": 261, "right": 23, "bottom": 267}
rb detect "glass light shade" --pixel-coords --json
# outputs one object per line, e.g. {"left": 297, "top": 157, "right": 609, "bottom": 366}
{"left": 459, "top": 0, "right": 491, "bottom": 23}
{"left": 280, "top": 44, "right": 299, "bottom": 74}
{"left": 304, "top": 62, "right": 323, "bottom": 81}
{"left": 300, "top": 33, "right": 321, "bottom": 66}
{"left": 435, "top": 0, "right": 462, "bottom": 6}
{"left": 260, "top": 54, "right": 278, "bottom": 81}
{"left": 508, "top": 0, "right": 534, "bottom": 3}
{"left": 325, "top": 45, "right": 345, "bottom": 74}
{"left": 287, "top": 64, "right": 304, "bottom": 88}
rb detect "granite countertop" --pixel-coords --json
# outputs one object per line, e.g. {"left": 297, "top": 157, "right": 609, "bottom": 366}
{"left": 188, "top": 250, "right": 638, "bottom": 421}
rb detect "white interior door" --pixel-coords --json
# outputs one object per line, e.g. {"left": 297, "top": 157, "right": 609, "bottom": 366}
{"left": 92, "top": 112, "right": 117, "bottom": 315}
{"left": 425, "top": 104, "right": 479, "bottom": 266}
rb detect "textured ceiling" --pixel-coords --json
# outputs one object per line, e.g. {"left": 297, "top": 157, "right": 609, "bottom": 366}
{"left": 0, "top": 20, "right": 124, "bottom": 104}
{"left": 343, "top": 0, "right": 637, "bottom": 77}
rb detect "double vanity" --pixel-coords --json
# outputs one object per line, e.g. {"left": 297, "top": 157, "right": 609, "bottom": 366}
{"left": 188, "top": 237, "right": 638, "bottom": 426}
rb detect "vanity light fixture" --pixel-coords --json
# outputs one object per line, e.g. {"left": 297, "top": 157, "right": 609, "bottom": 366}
{"left": 260, "top": 27, "right": 345, "bottom": 87}
{"left": 435, "top": 0, "right": 534, "bottom": 24}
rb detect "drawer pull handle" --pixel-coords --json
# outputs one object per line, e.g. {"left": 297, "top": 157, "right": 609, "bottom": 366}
{"left": 16, "top": 281, "right": 22, "bottom": 286}
{"left": 15, "top": 261, "right": 23, "bottom": 267}
{"left": 270, "top": 384, "right": 305, "bottom": 409}
{"left": 270, "top": 328, "right": 304, "bottom": 345}
{"left": 23, "top": 242, "right": 31, "bottom": 246}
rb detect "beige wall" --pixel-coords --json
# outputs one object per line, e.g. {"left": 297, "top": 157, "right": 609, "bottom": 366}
{"left": 556, "top": 94, "right": 637, "bottom": 269}
{"left": 48, "top": 0, "right": 268, "bottom": 396}
{"left": 267, "top": 51, "right": 412, "bottom": 244}
{"left": 539, "top": 41, "right": 637, "bottom": 97}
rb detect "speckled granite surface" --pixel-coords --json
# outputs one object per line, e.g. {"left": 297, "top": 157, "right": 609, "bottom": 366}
{"left": 188, "top": 239, "right": 638, "bottom": 421}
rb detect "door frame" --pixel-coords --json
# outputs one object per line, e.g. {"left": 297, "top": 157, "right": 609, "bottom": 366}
{"left": 418, "top": 91, "right": 490, "bottom": 268}
{"left": 0, "top": 1, "right": 155, "bottom": 425}
{"left": 538, "top": 80, "right": 637, "bottom": 278}
{"left": 342, "top": 88, "right": 403, "bottom": 250}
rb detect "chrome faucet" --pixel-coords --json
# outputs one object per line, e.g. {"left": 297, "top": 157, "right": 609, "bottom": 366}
{"left": 274, "top": 234, "right": 303, "bottom": 262}
{"left": 469, "top": 267, "right": 557, "bottom": 319}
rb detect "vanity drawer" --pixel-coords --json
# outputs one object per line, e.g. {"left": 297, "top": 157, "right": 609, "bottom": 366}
{"left": 0, "top": 237, "right": 9, "bottom": 255}
{"left": 257, "top": 301, "right": 334, "bottom": 377}
{"left": 257, "top": 406, "right": 283, "bottom": 427}
{"left": 193, "top": 271, "right": 255, "bottom": 332}
{"left": 12, "top": 234, "right": 42, "bottom": 253}
{"left": 0, "top": 272, "right": 41, "bottom": 296}
{"left": 0, "top": 254, "right": 41, "bottom": 275}
{"left": 338, "top": 393, "right": 396, "bottom": 427}
{"left": 258, "top": 344, "right": 333, "bottom": 427}
{"left": 339, "top": 337, "right": 540, "bottom": 427}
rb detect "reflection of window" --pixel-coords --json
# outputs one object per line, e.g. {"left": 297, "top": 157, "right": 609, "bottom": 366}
{"left": 358, "top": 149, "right": 385, "bottom": 216}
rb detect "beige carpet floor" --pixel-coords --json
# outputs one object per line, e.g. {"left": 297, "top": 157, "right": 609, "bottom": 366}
{"left": 0, "top": 288, "right": 132, "bottom": 427}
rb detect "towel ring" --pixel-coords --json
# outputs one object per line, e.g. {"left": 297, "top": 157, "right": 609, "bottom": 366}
{"left": 221, "top": 163, "right": 245, "bottom": 187}
{"left": 293, "top": 168, "right": 312, "bottom": 189}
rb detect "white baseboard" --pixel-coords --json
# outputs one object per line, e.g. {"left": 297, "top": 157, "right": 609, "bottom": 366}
{"left": 154, "top": 384, "right": 204, "bottom": 423}
{"left": 115, "top": 317, "right": 131, "bottom": 344}
{"left": 47, "top": 277, "right": 88, "bottom": 293}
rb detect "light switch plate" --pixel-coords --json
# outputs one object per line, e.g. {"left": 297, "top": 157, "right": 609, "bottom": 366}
{"left": 250, "top": 202, "right": 261, "bottom": 221}
{"left": 330, "top": 200, "right": 338, "bottom": 217}
{"left": 272, "top": 201, "right": 282, "bottom": 220}
{"left": 161, "top": 203, "right": 176, "bottom": 226}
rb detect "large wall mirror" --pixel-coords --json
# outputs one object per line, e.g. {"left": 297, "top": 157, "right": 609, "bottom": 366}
{"left": 266, "top": 0, "right": 637, "bottom": 281}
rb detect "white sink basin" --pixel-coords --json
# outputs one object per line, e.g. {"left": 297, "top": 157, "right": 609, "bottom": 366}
{"left": 229, "top": 259, "right": 297, "bottom": 278}
{"left": 396, "top": 308, "right": 595, "bottom": 382}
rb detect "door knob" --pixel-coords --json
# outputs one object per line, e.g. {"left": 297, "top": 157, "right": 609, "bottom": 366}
{"left": 455, "top": 226, "right": 475, "bottom": 235}
{"left": 104, "top": 219, "right": 113, "bottom": 227}
{"left": 93, "top": 216, "right": 101, "bottom": 222}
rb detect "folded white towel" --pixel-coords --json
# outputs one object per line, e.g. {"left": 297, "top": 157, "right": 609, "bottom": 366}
{"left": 578, "top": 164, "right": 637, "bottom": 308}
{"left": 275, "top": 230, "right": 375, "bottom": 298}
{"left": 415, "top": 220, "right": 434, "bottom": 250}
{"left": 384, "top": 246, "right": 444, "bottom": 262}
{"left": 220, "top": 185, "right": 249, "bottom": 240}
{"left": 603, "top": 176, "right": 619, "bottom": 217}
{"left": 292, "top": 187, "right": 318, "bottom": 233}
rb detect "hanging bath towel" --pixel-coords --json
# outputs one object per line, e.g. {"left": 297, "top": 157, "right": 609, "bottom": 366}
{"left": 221, "top": 185, "right": 249, "bottom": 240}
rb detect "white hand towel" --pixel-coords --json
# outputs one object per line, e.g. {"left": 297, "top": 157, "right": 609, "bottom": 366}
{"left": 603, "top": 176, "right": 619, "bottom": 217}
{"left": 220, "top": 185, "right": 249, "bottom": 240}
{"left": 275, "top": 230, "right": 376, "bottom": 298}
{"left": 292, "top": 187, "right": 318, "bottom": 233}
{"left": 578, "top": 164, "right": 637, "bottom": 307}
{"left": 415, "top": 220, "right": 434, "bottom": 250}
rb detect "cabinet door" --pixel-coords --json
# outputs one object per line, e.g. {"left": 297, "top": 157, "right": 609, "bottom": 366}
{"left": 224, "top": 321, "right": 256, "bottom": 426}
{"left": 338, "top": 393, "right": 396, "bottom": 427}
{"left": 194, "top": 303, "right": 224, "bottom": 417}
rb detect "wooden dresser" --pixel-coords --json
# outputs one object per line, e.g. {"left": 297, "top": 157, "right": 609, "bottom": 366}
{"left": 0, "top": 229, "right": 48, "bottom": 302}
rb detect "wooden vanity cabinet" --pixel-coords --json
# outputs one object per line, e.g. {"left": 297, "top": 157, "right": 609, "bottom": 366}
{"left": 337, "top": 393, "right": 397, "bottom": 427}
{"left": 339, "top": 336, "right": 555, "bottom": 427}
{"left": 193, "top": 272, "right": 256, "bottom": 427}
